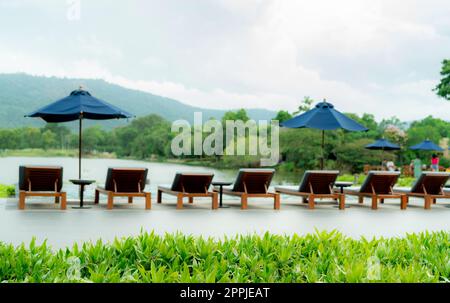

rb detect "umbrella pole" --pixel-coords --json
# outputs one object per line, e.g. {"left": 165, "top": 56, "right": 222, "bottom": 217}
{"left": 78, "top": 116, "right": 82, "bottom": 179}
{"left": 321, "top": 130, "right": 325, "bottom": 170}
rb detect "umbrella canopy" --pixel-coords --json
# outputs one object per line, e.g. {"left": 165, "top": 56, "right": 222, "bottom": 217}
{"left": 409, "top": 140, "right": 443, "bottom": 151}
{"left": 365, "top": 138, "right": 400, "bottom": 150}
{"left": 27, "top": 87, "right": 133, "bottom": 179}
{"left": 281, "top": 100, "right": 368, "bottom": 169}
{"left": 27, "top": 89, "right": 133, "bottom": 122}
{"left": 281, "top": 100, "right": 368, "bottom": 131}
{"left": 365, "top": 138, "right": 400, "bottom": 167}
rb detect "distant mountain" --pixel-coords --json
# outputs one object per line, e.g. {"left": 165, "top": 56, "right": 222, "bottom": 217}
{"left": 0, "top": 73, "right": 276, "bottom": 129}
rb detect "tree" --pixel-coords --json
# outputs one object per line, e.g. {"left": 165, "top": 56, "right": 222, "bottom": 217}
{"left": 378, "top": 116, "right": 408, "bottom": 132}
{"left": 383, "top": 125, "right": 407, "bottom": 147}
{"left": 83, "top": 126, "right": 108, "bottom": 152}
{"left": 293, "top": 96, "right": 314, "bottom": 115}
{"left": 407, "top": 116, "right": 450, "bottom": 145}
{"left": 273, "top": 110, "right": 292, "bottom": 123}
{"left": 23, "top": 127, "right": 42, "bottom": 148}
{"left": 114, "top": 114, "right": 172, "bottom": 159}
{"left": 42, "top": 123, "right": 71, "bottom": 149}
{"left": 434, "top": 59, "right": 450, "bottom": 100}
{"left": 342, "top": 113, "right": 377, "bottom": 140}
{"left": 221, "top": 109, "right": 250, "bottom": 124}
{"left": 335, "top": 139, "right": 392, "bottom": 173}
{"left": 221, "top": 109, "right": 250, "bottom": 155}
{"left": 279, "top": 128, "right": 323, "bottom": 169}
{"left": 41, "top": 130, "right": 57, "bottom": 150}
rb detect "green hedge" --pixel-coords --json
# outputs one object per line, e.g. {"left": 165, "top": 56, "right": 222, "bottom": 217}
{"left": 0, "top": 184, "right": 15, "bottom": 197}
{"left": 0, "top": 231, "right": 449, "bottom": 283}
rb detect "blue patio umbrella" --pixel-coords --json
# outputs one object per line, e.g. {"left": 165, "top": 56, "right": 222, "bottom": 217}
{"left": 281, "top": 99, "right": 368, "bottom": 169}
{"left": 365, "top": 138, "right": 400, "bottom": 151}
{"left": 27, "top": 87, "right": 134, "bottom": 178}
{"left": 365, "top": 138, "right": 400, "bottom": 166}
{"left": 409, "top": 139, "right": 443, "bottom": 151}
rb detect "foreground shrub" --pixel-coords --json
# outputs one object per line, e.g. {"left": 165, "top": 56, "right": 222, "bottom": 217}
{"left": 0, "top": 231, "right": 449, "bottom": 282}
{"left": 0, "top": 184, "right": 15, "bottom": 197}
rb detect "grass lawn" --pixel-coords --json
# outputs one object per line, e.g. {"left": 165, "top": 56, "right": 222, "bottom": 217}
{"left": 0, "top": 148, "right": 115, "bottom": 158}
{"left": 337, "top": 174, "right": 416, "bottom": 187}
{"left": 0, "top": 231, "right": 448, "bottom": 282}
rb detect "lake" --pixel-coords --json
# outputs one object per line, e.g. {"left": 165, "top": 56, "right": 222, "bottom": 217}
{"left": 0, "top": 157, "right": 300, "bottom": 199}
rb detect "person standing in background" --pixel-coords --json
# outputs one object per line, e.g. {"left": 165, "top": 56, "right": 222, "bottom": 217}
{"left": 431, "top": 154, "right": 440, "bottom": 171}
{"left": 386, "top": 160, "right": 396, "bottom": 171}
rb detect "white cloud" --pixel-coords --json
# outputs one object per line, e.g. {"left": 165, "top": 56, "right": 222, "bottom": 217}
{"left": 73, "top": 35, "right": 123, "bottom": 60}
{"left": 0, "top": 0, "right": 449, "bottom": 122}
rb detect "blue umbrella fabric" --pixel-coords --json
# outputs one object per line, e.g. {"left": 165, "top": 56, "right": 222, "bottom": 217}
{"left": 365, "top": 138, "right": 400, "bottom": 166}
{"left": 281, "top": 100, "right": 368, "bottom": 169}
{"left": 27, "top": 88, "right": 133, "bottom": 179}
{"left": 27, "top": 89, "right": 133, "bottom": 122}
{"left": 409, "top": 140, "right": 443, "bottom": 151}
{"left": 365, "top": 138, "right": 400, "bottom": 150}
{"left": 281, "top": 100, "right": 368, "bottom": 131}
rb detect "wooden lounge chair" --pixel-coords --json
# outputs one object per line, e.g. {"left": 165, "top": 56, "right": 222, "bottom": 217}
{"left": 94, "top": 168, "right": 151, "bottom": 210}
{"left": 157, "top": 173, "right": 218, "bottom": 209}
{"left": 275, "top": 170, "right": 345, "bottom": 209}
{"left": 343, "top": 171, "right": 407, "bottom": 210}
{"left": 214, "top": 169, "right": 280, "bottom": 210}
{"left": 18, "top": 165, "right": 66, "bottom": 210}
{"left": 394, "top": 172, "right": 450, "bottom": 209}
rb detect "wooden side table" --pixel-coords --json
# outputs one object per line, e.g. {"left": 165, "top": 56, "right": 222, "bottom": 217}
{"left": 212, "top": 181, "right": 233, "bottom": 208}
{"left": 70, "top": 179, "right": 95, "bottom": 209}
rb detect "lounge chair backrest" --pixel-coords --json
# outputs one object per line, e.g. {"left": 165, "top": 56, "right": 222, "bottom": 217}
{"left": 105, "top": 168, "right": 148, "bottom": 192}
{"left": 19, "top": 166, "right": 63, "bottom": 192}
{"left": 298, "top": 170, "right": 339, "bottom": 194}
{"left": 359, "top": 171, "right": 400, "bottom": 194}
{"left": 171, "top": 173, "right": 214, "bottom": 193}
{"left": 410, "top": 172, "right": 450, "bottom": 195}
{"left": 232, "top": 169, "right": 275, "bottom": 193}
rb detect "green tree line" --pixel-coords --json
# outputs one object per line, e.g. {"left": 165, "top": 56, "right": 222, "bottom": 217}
{"left": 0, "top": 110, "right": 448, "bottom": 173}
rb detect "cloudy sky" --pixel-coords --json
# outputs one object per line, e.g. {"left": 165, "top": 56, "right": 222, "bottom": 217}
{"left": 0, "top": 0, "right": 449, "bottom": 121}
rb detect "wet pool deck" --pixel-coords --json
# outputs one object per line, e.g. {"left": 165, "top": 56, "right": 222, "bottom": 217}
{"left": 1, "top": 195, "right": 449, "bottom": 249}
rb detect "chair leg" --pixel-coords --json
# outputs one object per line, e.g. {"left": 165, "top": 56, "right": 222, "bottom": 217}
{"left": 157, "top": 190, "right": 162, "bottom": 203}
{"left": 107, "top": 192, "right": 114, "bottom": 210}
{"left": 358, "top": 196, "right": 364, "bottom": 204}
{"left": 424, "top": 196, "right": 431, "bottom": 209}
{"left": 308, "top": 195, "right": 315, "bottom": 209}
{"left": 400, "top": 195, "right": 407, "bottom": 210}
{"left": 338, "top": 194, "right": 345, "bottom": 210}
{"left": 60, "top": 193, "right": 67, "bottom": 210}
{"left": 274, "top": 193, "right": 280, "bottom": 210}
{"left": 380, "top": 198, "right": 384, "bottom": 204}
{"left": 433, "top": 198, "right": 436, "bottom": 204}
{"left": 241, "top": 194, "right": 248, "bottom": 210}
{"left": 19, "top": 191, "right": 26, "bottom": 210}
{"left": 177, "top": 194, "right": 183, "bottom": 209}
{"left": 189, "top": 197, "right": 194, "bottom": 204}
{"left": 371, "top": 195, "right": 378, "bottom": 210}
{"left": 128, "top": 197, "right": 133, "bottom": 204}
{"left": 94, "top": 189, "right": 99, "bottom": 204}
{"left": 212, "top": 192, "right": 218, "bottom": 209}
{"left": 55, "top": 196, "right": 60, "bottom": 204}
{"left": 145, "top": 193, "right": 151, "bottom": 210}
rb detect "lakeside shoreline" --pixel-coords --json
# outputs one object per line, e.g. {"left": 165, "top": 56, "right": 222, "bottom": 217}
{"left": 0, "top": 150, "right": 419, "bottom": 191}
